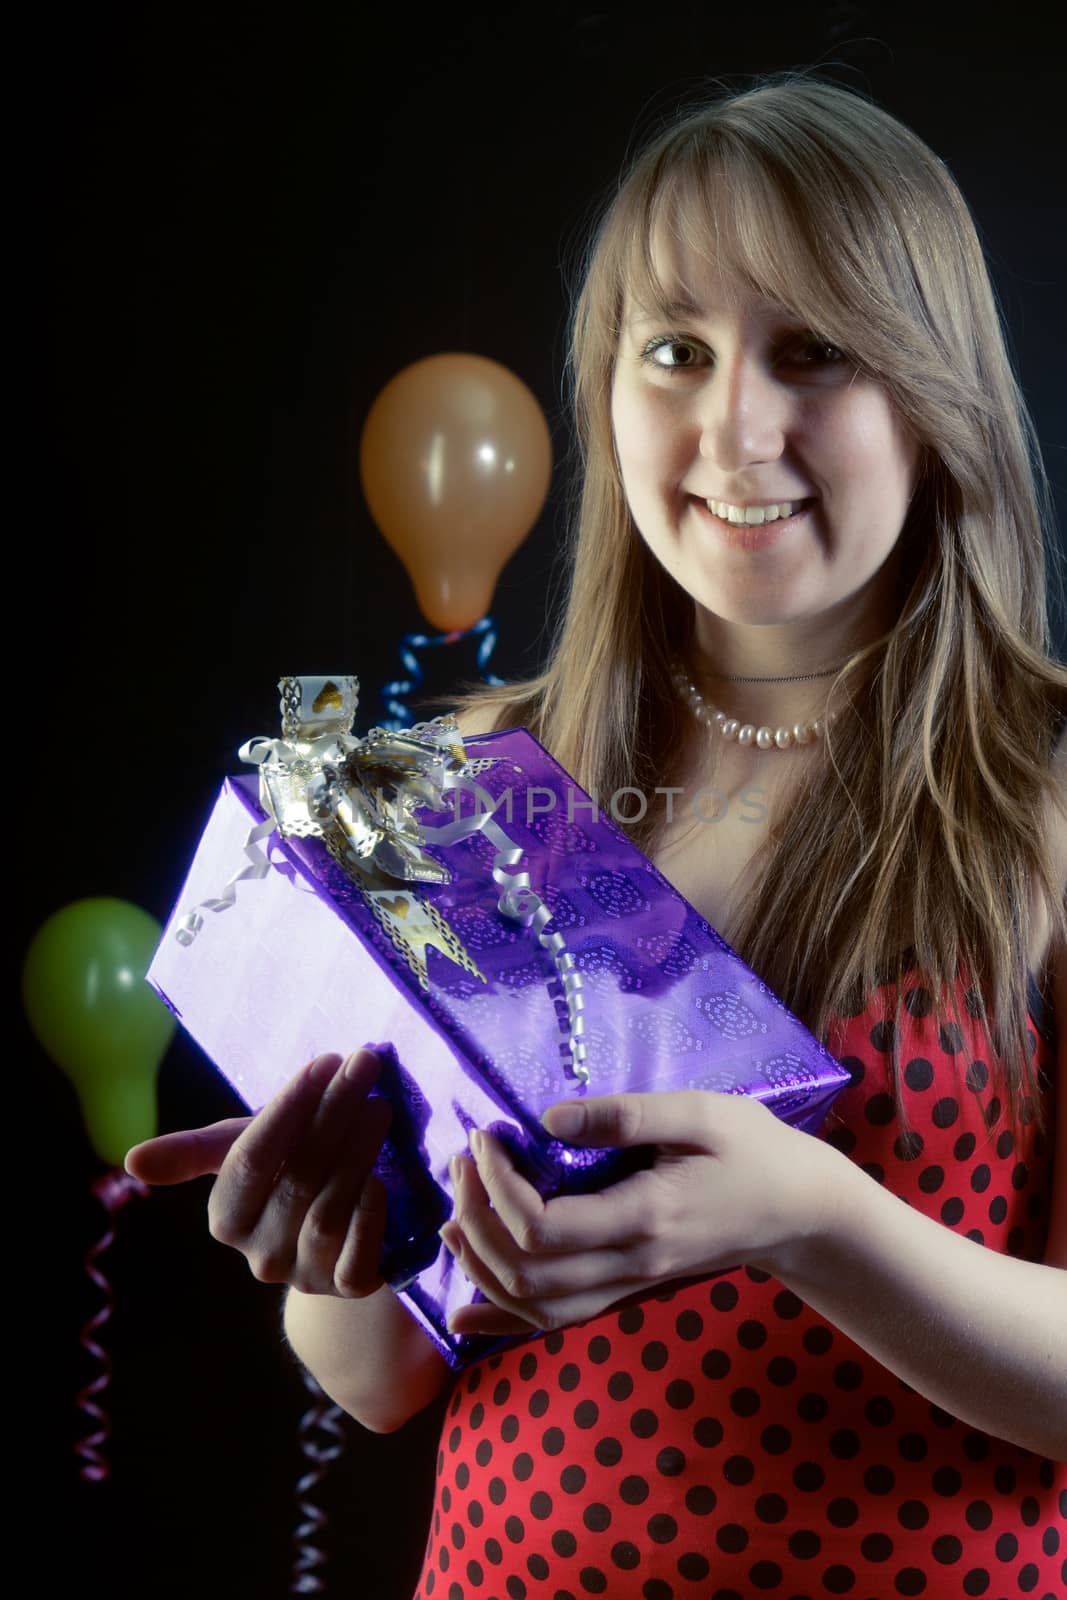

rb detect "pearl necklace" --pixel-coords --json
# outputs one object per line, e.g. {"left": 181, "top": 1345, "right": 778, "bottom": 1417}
{"left": 670, "top": 658, "right": 839, "bottom": 751}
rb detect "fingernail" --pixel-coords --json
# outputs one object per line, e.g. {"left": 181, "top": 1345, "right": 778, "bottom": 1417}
{"left": 449, "top": 1154, "right": 462, "bottom": 1189}
{"left": 344, "top": 1048, "right": 378, "bottom": 1081}
{"left": 542, "top": 1103, "right": 584, "bottom": 1140}
{"left": 308, "top": 1053, "right": 341, "bottom": 1083}
{"left": 469, "top": 1129, "right": 485, "bottom": 1160}
{"left": 439, "top": 1223, "right": 463, "bottom": 1259}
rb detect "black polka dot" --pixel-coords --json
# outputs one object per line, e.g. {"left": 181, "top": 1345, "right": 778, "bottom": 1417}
{"left": 932, "top": 1096, "right": 959, "bottom": 1128}
{"left": 574, "top": 1399, "right": 599, "bottom": 1429}
{"left": 513, "top": 1454, "right": 532, "bottom": 1483}
{"left": 641, "top": 1584, "right": 673, "bottom": 1600}
{"left": 450, "top": 1521, "right": 466, "bottom": 1549}
{"left": 504, "top": 1515, "right": 524, "bottom": 1544}
{"left": 754, "top": 1493, "right": 787, "bottom": 1523}
{"left": 897, "top": 1432, "right": 928, "bottom": 1462}
{"left": 656, "top": 1446, "right": 686, "bottom": 1476}
{"left": 693, "top": 1416, "right": 723, "bottom": 1448}
{"left": 918, "top": 1165, "right": 945, "bottom": 1193}
{"left": 996, "top": 1129, "right": 1014, "bottom": 1158}
{"left": 518, "top": 1353, "right": 537, "bottom": 1381}
{"left": 468, "top": 1500, "right": 484, "bottom": 1527}
{"left": 895, "top": 1130, "right": 924, "bottom": 1162}
{"left": 833, "top": 1360, "right": 864, "bottom": 1391}
{"left": 630, "top": 1408, "right": 659, "bottom": 1438}
{"left": 738, "top": 1320, "right": 768, "bottom": 1350}
{"left": 970, "top": 1163, "right": 991, "bottom": 1193}
{"left": 766, "top": 1356, "right": 797, "bottom": 1386}
{"left": 475, "top": 1437, "right": 493, "bottom": 1467}
{"left": 802, "top": 1325, "right": 833, "bottom": 1356}
{"left": 500, "top": 1415, "right": 519, "bottom": 1444}
{"left": 665, "top": 1379, "right": 694, "bottom": 1409}
{"left": 865, "top": 1396, "right": 895, "bottom": 1426}
{"left": 647, "top": 1514, "right": 677, "bottom": 1544}
{"left": 905, "top": 987, "right": 933, "bottom": 1017}
{"left": 932, "top": 1467, "right": 962, "bottom": 1496}
{"left": 773, "top": 1291, "right": 804, "bottom": 1319}
{"left": 528, "top": 1389, "right": 549, "bottom": 1418}
{"left": 861, "top": 1532, "right": 893, "bottom": 1562}
{"left": 552, "top": 1529, "right": 577, "bottom": 1558}
{"left": 484, "top": 1538, "right": 502, "bottom": 1565}
{"left": 578, "top": 1568, "right": 606, "bottom": 1594}
{"left": 620, "top": 1475, "right": 650, "bottom": 1504}
{"left": 797, "top": 1393, "right": 828, "bottom": 1423}
{"left": 715, "top": 1524, "right": 748, "bottom": 1553}
{"left": 560, "top": 1465, "right": 585, "bottom": 1494}
{"left": 793, "top": 1461, "right": 825, "bottom": 1491}
{"left": 894, "top": 1567, "right": 927, "bottom": 1594}
{"left": 823, "top": 1567, "right": 858, "bottom": 1594}
{"left": 617, "top": 1306, "right": 644, "bottom": 1333}
{"left": 541, "top": 1426, "right": 565, "bottom": 1456}
{"left": 607, "top": 1371, "right": 634, "bottom": 1401}
{"left": 724, "top": 1455, "right": 755, "bottom": 1485}
{"left": 587, "top": 1335, "right": 611, "bottom": 1363}
{"left": 861, "top": 1161, "right": 886, "bottom": 1184}
{"left": 685, "top": 1484, "right": 716, "bottom": 1515}
{"left": 709, "top": 1281, "right": 739, "bottom": 1312}
{"left": 505, "top": 1575, "right": 524, "bottom": 1600}
{"left": 760, "top": 1424, "right": 793, "bottom": 1454}
{"left": 1011, "top": 1161, "right": 1030, "bottom": 1190}
{"left": 583, "top": 1503, "right": 612, "bottom": 1533}
{"left": 441, "top": 1487, "right": 452, "bottom": 1512}
{"left": 701, "top": 1348, "right": 731, "bottom": 1380}
{"left": 898, "top": 1500, "right": 929, "bottom": 1530}
{"left": 962, "top": 1569, "right": 990, "bottom": 1595}
{"left": 750, "top": 1560, "right": 784, "bottom": 1589}
{"left": 528, "top": 1554, "right": 550, "bottom": 1581}
{"left": 829, "top": 1429, "right": 861, "bottom": 1459}
{"left": 994, "top": 1532, "right": 1018, "bottom": 1561}
{"left": 903, "top": 1056, "right": 934, "bottom": 1089}
{"left": 841, "top": 1053, "right": 866, "bottom": 1084}
{"left": 609, "top": 1541, "right": 639, "bottom": 1571}
{"left": 594, "top": 1435, "right": 622, "bottom": 1466}
{"left": 729, "top": 1387, "right": 760, "bottom": 1417}
{"left": 788, "top": 1529, "right": 822, "bottom": 1559}
{"left": 642, "top": 1340, "right": 669, "bottom": 1370}
{"left": 869, "top": 1017, "right": 895, "bottom": 1052}
{"left": 954, "top": 1132, "right": 977, "bottom": 1160}
{"left": 865, "top": 1093, "right": 895, "bottom": 1126}
{"left": 961, "top": 1431, "right": 990, "bottom": 1462}
{"left": 529, "top": 1490, "right": 552, "bottom": 1521}
{"left": 932, "top": 1535, "right": 963, "bottom": 1564}
{"left": 941, "top": 1196, "right": 965, "bottom": 1225}
{"left": 489, "top": 1477, "right": 506, "bottom": 1506}
{"left": 938, "top": 1021, "right": 965, "bottom": 1053}
{"left": 456, "top": 1463, "right": 470, "bottom": 1490}
{"left": 965, "top": 1060, "right": 989, "bottom": 1092}
{"left": 677, "top": 1552, "right": 710, "bottom": 1581}
{"left": 827, "top": 1498, "right": 859, "bottom": 1527}
{"left": 675, "top": 1309, "right": 703, "bottom": 1340}
{"left": 988, "top": 1194, "right": 1008, "bottom": 1223}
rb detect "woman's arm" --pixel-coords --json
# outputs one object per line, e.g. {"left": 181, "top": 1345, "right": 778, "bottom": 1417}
{"left": 284, "top": 1284, "right": 450, "bottom": 1433}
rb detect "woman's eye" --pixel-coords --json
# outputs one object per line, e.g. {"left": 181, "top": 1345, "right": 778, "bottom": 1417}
{"left": 787, "top": 339, "right": 848, "bottom": 367}
{"left": 642, "top": 337, "right": 705, "bottom": 370}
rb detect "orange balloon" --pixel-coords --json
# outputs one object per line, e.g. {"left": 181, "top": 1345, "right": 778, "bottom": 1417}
{"left": 359, "top": 353, "right": 552, "bottom": 631}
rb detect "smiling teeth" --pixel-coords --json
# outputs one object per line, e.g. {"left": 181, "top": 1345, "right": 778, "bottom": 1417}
{"left": 707, "top": 500, "right": 803, "bottom": 525}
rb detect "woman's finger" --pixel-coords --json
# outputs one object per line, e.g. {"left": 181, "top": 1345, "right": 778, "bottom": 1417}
{"left": 208, "top": 1051, "right": 346, "bottom": 1238}
{"left": 449, "top": 1153, "right": 631, "bottom": 1299}
{"left": 293, "top": 1095, "right": 393, "bottom": 1288}
{"left": 125, "top": 1118, "right": 252, "bottom": 1184}
{"left": 467, "top": 1128, "right": 663, "bottom": 1254}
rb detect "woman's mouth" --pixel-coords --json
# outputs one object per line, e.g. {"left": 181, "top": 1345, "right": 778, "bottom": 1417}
{"left": 690, "top": 496, "right": 815, "bottom": 550}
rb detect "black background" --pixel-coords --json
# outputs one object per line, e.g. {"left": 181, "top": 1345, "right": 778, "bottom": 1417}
{"left": 30, "top": 5, "right": 1065, "bottom": 1597}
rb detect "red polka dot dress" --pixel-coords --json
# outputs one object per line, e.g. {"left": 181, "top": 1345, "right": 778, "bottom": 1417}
{"left": 413, "top": 971, "right": 1064, "bottom": 1600}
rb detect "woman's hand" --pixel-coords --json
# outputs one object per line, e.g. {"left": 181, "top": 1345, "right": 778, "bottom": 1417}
{"left": 124, "top": 1049, "right": 392, "bottom": 1298}
{"left": 440, "top": 1090, "right": 839, "bottom": 1338}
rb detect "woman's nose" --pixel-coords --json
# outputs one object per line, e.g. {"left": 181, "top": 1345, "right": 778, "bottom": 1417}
{"left": 697, "top": 352, "right": 788, "bottom": 470}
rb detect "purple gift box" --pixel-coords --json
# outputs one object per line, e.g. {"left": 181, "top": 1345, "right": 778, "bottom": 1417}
{"left": 148, "top": 699, "right": 850, "bottom": 1368}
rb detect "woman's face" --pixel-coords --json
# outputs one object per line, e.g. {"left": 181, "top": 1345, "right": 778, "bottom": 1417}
{"left": 610, "top": 242, "right": 921, "bottom": 641}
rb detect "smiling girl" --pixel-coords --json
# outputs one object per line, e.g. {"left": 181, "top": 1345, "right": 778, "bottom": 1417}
{"left": 129, "top": 73, "right": 1067, "bottom": 1597}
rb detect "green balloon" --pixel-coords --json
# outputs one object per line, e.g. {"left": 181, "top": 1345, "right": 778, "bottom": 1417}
{"left": 22, "top": 897, "right": 175, "bottom": 1164}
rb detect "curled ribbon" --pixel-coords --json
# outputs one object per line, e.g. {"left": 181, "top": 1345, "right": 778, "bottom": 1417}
{"left": 420, "top": 775, "right": 589, "bottom": 1085}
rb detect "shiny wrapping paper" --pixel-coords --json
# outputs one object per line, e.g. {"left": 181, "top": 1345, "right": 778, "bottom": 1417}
{"left": 148, "top": 709, "right": 851, "bottom": 1368}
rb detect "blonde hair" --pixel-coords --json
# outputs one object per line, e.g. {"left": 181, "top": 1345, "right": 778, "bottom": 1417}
{"left": 439, "top": 71, "right": 1067, "bottom": 1139}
